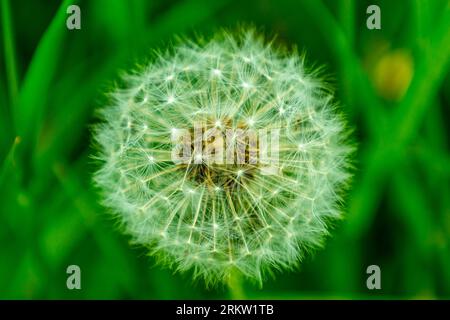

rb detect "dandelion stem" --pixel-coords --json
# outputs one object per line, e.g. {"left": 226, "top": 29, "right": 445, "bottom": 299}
{"left": 227, "top": 271, "right": 245, "bottom": 300}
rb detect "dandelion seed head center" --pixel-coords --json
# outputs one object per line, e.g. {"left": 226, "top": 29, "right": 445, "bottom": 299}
{"left": 173, "top": 118, "right": 264, "bottom": 191}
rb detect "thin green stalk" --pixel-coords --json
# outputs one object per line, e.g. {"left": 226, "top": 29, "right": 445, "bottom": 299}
{"left": 339, "top": 0, "right": 355, "bottom": 51}
{"left": 15, "top": 0, "right": 74, "bottom": 144}
{"left": 227, "top": 271, "right": 245, "bottom": 299}
{"left": 0, "top": 136, "right": 21, "bottom": 187}
{"left": 1, "top": 0, "right": 19, "bottom": 109}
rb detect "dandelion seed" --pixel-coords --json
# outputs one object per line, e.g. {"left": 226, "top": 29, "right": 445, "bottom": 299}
{"left": 242, "top": 81, "right": 252, "bottom": 89}
{"left": 167, "top": 95, "right": 176, "bottom": 104}
{"left": 297, "top": 143, "right": 305, "bottom": 151}
{"left": 212, "top": 68, "right": 222, "bottom": 76}
{"left": 194, "top": 153, "right": 203, "bottom": 163}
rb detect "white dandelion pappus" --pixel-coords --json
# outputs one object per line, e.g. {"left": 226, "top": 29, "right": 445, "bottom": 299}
{"left": 93, "top": 30, "right": 353, "bottom": 285}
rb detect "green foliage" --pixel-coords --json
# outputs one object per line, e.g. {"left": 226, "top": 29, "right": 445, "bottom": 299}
{"left": 0, "top": 0, "right": 449, "bottom": 299}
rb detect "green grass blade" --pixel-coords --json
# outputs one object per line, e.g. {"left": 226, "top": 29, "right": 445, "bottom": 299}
{"left": 14, "top": 0, "right": 74, "bottom": 145}
{"left": 1, "top": 0, "right": 19, "bottom": 108}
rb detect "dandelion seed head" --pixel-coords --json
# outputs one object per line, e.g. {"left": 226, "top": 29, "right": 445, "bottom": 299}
{"left": 93, "top": 29, "right": 353, "bottom": 286}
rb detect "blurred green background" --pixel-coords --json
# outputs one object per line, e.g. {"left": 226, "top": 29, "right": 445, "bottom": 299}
{"left": 0, "top": 0, "right": 449, "bottom": 299}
